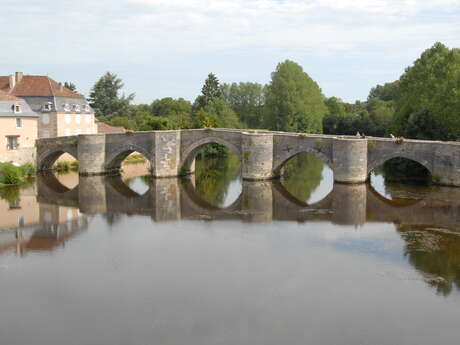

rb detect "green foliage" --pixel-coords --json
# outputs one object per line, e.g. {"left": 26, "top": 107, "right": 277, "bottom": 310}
{"left": 0, "top": 163, "right": 36, "bottom": 185}
{"left": 323, "top": 98, "right": 394, "bottom": 137}
{"left": 198, "top": 73, "right": 223, "bottom": 108}
{"left": 20, "top": 163, "right": 36, "bottom": 176}
{"left": 193, "top": 98, "right": 242, "bottom": 129}
{"left": 139, "top": 116, "right": 177, "bottom": 131}
{"left": 264, "top": 60, "right": 327, "bottom": 133}
{"left": 368, "top": 81, "right": 400, "bottom": 101}
{"left": 392, "top": 42, "right": 460, "bottom": 140}
{"left": 0, "top": 163, "right": 23, "bottom": 185}
{"left": 64, "top": 81, "right": 77, "bottom": 92}
{"left": 221, "top": 82, "right": 266, "bottom": 128}
{"left": 89, "top": 72, "right": 135, "bottom": 119}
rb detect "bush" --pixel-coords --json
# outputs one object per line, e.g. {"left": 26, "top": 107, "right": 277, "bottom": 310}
{"left": 20, "top": 163, "right": 36, "bottom": 176}
{"left": 0, "top": 163, "right": 23, "bottom": 185}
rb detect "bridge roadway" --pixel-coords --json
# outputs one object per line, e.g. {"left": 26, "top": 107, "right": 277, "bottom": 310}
{"left": 36, "top": 129, "right": 460, "bottom": 186}
{"left": 37, "top": 174, "right": 460, "bottom": 231}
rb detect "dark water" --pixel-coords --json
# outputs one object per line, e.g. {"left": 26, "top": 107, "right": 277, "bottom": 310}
{"left": 1, "top": 155, "right": 460, "bottom": 345}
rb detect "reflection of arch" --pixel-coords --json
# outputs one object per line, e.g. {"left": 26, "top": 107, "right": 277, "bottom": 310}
{"left": 367, "top": 182, "right": 424, "bottom": 207}
{"left": 105, "top": 145, "right": 152, "bottom": 172}
{"left": 272, "top": 179, "right": 333, "bottom": 210}
{"left": 273, "top": 149, "right": 332, "bottom": 176}
{"left": 38, "top": 148, "right": 78, "bottom": 171}
{"left": 367, "top": 153, "right": 433, "bottom": 177}
{"left": 180, "top": 178, "right": 242, "bottom": 213}
{"left": 105, "top": 175, "right": 151, "bottom": 198}
{"left": 180, "top": 137, "right": 242, "bottom": 171}
{"left": 36, "top": 173, "right": 79, "bottom": 207}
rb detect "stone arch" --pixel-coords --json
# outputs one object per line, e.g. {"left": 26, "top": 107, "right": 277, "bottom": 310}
{"left": 367, "top": 152, "right": 434, "bottom": 177}
{"left": 273, "top": 148, "right": 333, "bottom": 177}
{"left": 105, "top": 144, "right": 153, "bottom": 173}
{"left": 37, "top": 147, "right": 78, "bottom": 171}
{"left": 180, "top": 136, "right": 242, "bottom": 173}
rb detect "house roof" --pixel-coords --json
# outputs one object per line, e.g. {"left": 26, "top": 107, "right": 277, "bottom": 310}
{"left": 0, "top": 90, "right": 22, "bottom": 101}
{"left": 0, "top": 75, "right": 84, "bottom": 98}
{"left": 96, "top": 121, "right": 126, "bottom": 134}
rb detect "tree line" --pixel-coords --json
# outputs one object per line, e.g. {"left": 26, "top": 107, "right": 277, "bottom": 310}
{"left": 86, "top": 42, "right": 460, "bottom": 142}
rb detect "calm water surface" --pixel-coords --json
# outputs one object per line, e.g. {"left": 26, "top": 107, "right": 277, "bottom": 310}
{"left": 1, "top": 155, "right": 460, "bottom": 345}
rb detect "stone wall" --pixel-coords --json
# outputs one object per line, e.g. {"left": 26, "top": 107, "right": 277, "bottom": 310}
{"left": 1, "top": 146, "right": 36, "bottom": 165}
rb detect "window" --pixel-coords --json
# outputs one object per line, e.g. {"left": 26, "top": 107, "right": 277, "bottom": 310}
{"left": 84, "top": 104, "right": 90, "bottom": 112}
{"left": 43, "top": 102, "right": 52, "bottom": 111}
{"left": 42, "top": 113, "right": 49, "bottom": 124}
{"left": 75, "top": 114, "right": 81, "bottom": 124}
{"left": 16, "top": 118, "right": 22, "bottom": 128}
{"left": 65, "top": 113, "right": 71, "bottom": 124}
{"left": 6, "top": 136, "right": 19, "bottom": 150}
{"left": 63, "top": 103, "right": 70, "bottom": 112}
{"left": 13, "top": 104, "right": 21, "bottom": 113}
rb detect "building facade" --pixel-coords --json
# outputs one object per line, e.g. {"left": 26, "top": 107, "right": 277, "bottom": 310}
{"left": 0, "top": 90, "right": 38, "bottom": 164}
{"left": 0, "top": 72, "right": 96, "bottom": 139}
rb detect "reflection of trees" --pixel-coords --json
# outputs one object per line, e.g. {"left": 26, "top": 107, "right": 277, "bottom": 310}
{"left": 195, "top": 154, "right": 241, "bottom": 207}
{"left": 280, "top": 154, "right": 324, "bottom": 203}
{"left": 398, "top": 225, "right": 460, "bottom": 296}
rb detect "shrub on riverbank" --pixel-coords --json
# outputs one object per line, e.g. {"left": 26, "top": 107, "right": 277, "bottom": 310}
{"left": 0, "top": 162, "right": 36, "bottom": 186}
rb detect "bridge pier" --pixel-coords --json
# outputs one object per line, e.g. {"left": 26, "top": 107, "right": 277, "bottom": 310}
{"left": 333, "top": 138, "right": 368, "bottom": 184}
{"left": 78, "top": 134, "right": 107, "bottom": 175}
{"left": 242, "top": 132, "right": 275, "bottom": 180}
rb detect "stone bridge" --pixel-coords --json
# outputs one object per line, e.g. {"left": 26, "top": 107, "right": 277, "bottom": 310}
{"left": 36, "top": 129, "right": 460, "bottom": 186}
{"left": 36, "top": 174, "right": 460, "bottom": 230}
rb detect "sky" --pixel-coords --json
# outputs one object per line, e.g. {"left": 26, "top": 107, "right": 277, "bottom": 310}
{"left": 1, "top": 0, "right": 460, "bottom": 104}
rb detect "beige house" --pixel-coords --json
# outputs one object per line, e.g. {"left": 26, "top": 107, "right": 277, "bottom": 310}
{"left": 0, "top": 90, "right": 38, "bottom": 164}
{"left": 0, "top": 72, "right": 97, "bottom": 139}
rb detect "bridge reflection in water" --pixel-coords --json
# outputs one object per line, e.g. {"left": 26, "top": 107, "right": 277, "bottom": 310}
{"left": 37, "top": 173, "right": 460, "bottom": 231}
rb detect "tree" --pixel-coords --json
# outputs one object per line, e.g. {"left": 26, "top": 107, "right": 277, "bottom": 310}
{"left": 221, "top": 82, "right": 266, "bottom": 128}
{"left": 194, "top": 98, "right": 241, "bottom": 129}
{"left": 194, "top": 73, "right": 223, "bottom": 110}
{"left": 368, "top": 81, "right": 400, "bottom": 102}
{"left": 392, "top": 42, "right": 460, "bottom": 140}
{"left": 88, "top": 72, "right": 135, "bottom": 119}
{"left": 150, "top": 97, "right": 193, "bottom": 128}
{"left": 64, "top": 82, "right": 77, "bottom": 92}
{"left": 264, "top": 60, "right": 327, "bottom": 133}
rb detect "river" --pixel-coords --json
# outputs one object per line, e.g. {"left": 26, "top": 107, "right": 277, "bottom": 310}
{"left": 1, "top": 154, "right": 459, "bottom": 345}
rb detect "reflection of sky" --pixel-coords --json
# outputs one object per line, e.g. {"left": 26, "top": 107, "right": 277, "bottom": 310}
{"left": 127, "top": 177, "right": 150, "bottom": 195}
{"left": 308, "top": 166, "right": 333, "bottom": 204}
{"left": 221, "top": 179, "right": 243, "bottom": 208}
{"left": 369, "top": 172, "right": 390, "bottom": 199}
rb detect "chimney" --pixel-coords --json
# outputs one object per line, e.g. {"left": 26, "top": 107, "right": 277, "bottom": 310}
{"left": 15, "top": 72, "right": 23, "bottom": 84}
{"left": 8, "top": 75, "right": 15, "bottom": 89}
